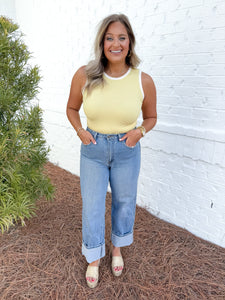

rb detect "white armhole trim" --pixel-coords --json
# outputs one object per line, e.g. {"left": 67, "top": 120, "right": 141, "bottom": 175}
{"left": 139, "top": 70, "right": 145, "bottom": 100}
{"left": 81, "top": 81, "right": 87, "bottom": 96}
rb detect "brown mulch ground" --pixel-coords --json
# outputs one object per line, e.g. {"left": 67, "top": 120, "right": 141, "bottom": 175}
{"left": 0, "top": 162, "right": 225, "bottom": 300}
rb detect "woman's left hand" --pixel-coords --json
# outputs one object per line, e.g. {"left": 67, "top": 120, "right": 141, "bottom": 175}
{"left": 119, "top": 129, "right": 142, "bottom": 147}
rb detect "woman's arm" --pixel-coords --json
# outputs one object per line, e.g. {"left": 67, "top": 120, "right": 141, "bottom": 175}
{"left": 66, "top": 66, "right": 96, "bottom": 145}
{"left": 120, "top": 72, "right": 157, "bottom": 147}
{"left": 141, "top": 71, "right": 157, "bottom": 133}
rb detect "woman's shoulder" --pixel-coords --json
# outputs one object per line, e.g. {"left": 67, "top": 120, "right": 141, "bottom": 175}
{"left": 140, "top": 70, "right": 153, "bottom": 82}
{"left": 141, "top": 71, "right": 155, "bottom": 87}
{"left": 133, "top": 68, "right": 154, "bottom": 83}
{"left": 74, "top": 65, "right": 87, "bottom": 79}
{"left": 140, "top": 70, "right": 156, "bottom": 96}
{"left": 72, "top": 65, "right": 87, "bottom": 87}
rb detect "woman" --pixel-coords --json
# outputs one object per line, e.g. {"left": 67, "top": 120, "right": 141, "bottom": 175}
{"left": 66, "top": 13, "right": 157, "bottom": 288}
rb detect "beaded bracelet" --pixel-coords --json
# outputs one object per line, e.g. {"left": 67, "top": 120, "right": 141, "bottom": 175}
{"left": 77, "top": 127, "right": 84, "bottom": 136}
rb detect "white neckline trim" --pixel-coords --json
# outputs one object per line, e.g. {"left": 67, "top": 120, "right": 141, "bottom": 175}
{"left": 103, "top": 68, "right": 131, "bottom": 80}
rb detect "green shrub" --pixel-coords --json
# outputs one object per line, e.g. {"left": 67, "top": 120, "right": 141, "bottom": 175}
{"left": 0, "top": 16, "right": 54, "bottom": 233}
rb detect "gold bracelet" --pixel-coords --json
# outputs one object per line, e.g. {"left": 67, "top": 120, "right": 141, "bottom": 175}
{"left": 77, "top": 127, "right": 84, "bottom": 136}
{"left": 137, "top": 126, "right": 146, "bottom": 137}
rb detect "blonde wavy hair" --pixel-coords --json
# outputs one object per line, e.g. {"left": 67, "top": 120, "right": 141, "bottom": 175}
{"left": 84, "top": 14, "right": 141, "bottom": 94}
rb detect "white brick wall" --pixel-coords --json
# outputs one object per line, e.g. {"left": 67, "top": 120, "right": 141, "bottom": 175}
{"left": 2, "top": 0, "right": 225, "bottom": 247}
{"left": 0, "top": 0, "right": 16, "bottom": 18}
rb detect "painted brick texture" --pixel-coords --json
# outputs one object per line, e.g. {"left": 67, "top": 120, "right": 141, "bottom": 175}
{"left": 2, "top": 0, "right": 225, "bottom": 247}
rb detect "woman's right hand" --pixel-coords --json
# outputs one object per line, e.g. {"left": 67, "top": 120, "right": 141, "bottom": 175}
{"left": 78, "top": 129, "right": 97, "bottom": 145}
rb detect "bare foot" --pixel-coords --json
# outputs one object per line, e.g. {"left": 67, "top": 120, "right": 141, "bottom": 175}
{"left": 112, "top": 247, "right": 123, "bottom": 272}
{"left": 86, "top": 259, "right": 100, "bottom": 283}
{"left": 112, "top": 246, "right": 121, "bottom": 256}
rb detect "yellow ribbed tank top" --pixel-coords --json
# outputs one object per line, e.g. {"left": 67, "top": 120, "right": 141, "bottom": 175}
{"left": 82, "top": 68, "right": 144, "bottom": 134}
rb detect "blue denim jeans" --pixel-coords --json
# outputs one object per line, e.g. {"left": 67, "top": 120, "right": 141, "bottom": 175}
{"left": 80, "top": 127, "right": 141, "bottom": 263}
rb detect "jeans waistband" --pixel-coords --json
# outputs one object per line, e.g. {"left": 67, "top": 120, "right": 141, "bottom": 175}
{"left": 86, "top": 127, "right": 127, "bottom": 140}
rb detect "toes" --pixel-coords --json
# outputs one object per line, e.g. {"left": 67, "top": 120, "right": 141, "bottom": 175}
{"left": 86, "top": 277, "right": 96, "bottom": 282}
{"left": 114, "top": 266, "right": 123, "bottom": 271}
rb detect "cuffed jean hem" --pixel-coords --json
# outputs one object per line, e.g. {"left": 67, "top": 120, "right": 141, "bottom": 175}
{"left": 82, "top": 243, "right": 105, "bottom": 263}
{"left": 111, "top": 232, "right": 133, "bottom": 247}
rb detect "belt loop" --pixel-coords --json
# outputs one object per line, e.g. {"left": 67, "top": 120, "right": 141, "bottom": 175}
{"left": 94, "top": 132, "right": 98, "bottom": 139}
{"left": 87, "top": 127, "right": 98, "bottom": 139}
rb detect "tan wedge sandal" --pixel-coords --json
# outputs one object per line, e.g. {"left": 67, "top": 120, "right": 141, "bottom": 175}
{"left": 112, "top": 255, "right": 124, "bottom": 277}
{"left": 86, "top": 260, "right": 100, "bottom": 288}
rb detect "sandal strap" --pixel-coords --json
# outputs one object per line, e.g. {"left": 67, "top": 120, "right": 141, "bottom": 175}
{"left": 86, "top": 265, "right": 99, "bottom": 279}
{"left": 112, "top": 256, "right": 124, "bottom": 268}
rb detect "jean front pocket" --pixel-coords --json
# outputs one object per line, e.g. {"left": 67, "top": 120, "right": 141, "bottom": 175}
{"left": 81, "top": 141, "right": 93, "bottom": 156}
{"left": 82, "top": 142, "right": 92, "bottom": 146}
{"left": 123, "top": 140, "right": 138, "bottom": 149}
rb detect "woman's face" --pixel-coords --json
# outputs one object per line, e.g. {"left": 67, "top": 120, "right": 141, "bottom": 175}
{"left": 103, "top": 21, "right": 130, "bottom": 65}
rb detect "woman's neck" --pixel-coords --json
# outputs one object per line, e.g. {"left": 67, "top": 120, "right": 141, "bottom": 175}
{"left": 104, "top": 63, "right": 129, "bottom": 78}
